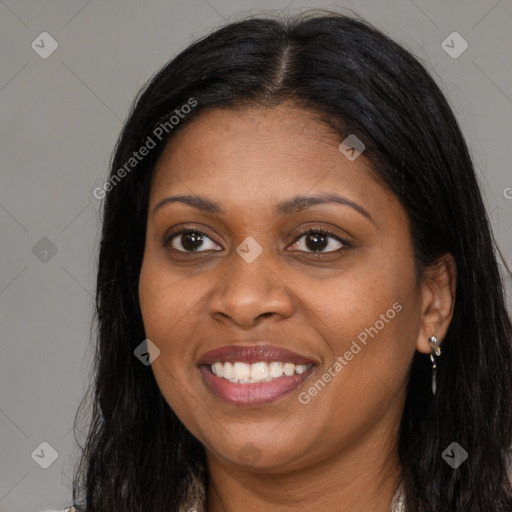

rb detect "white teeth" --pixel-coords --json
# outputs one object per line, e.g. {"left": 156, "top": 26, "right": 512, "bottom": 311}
{"left": 233, "top": 362, "right": 251, "bottom": 381}
{"left": 269, "top": 361, "right": 284, "bottom": 378}
{"left": 223, "top": 362, "right": 234, "bottom": 379}
{"left": 283, "top": 363, "right": 295, "bottom": 376}
{"left": 295, "top": 364, "right": 307, "bottom": 374}
{"left": 210, "top": 361, "right": 310, "bottom": 383}
{"left": 212, "top": 362, "right": 223, "bottom": 377}
{"left": 250, "top": 362, "right": 269, "bottom": 381}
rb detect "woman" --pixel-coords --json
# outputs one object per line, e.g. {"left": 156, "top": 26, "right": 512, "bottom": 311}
{"left": 48, "top": 11, "right": 512, "bottom": 512}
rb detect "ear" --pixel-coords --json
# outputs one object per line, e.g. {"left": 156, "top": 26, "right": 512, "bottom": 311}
{"left": 416, "top": 253, "right": 457, "bottom": 354}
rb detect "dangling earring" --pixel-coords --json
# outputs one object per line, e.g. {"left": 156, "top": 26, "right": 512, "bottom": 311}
{"left": 428, "top": 335, "right": 441, "bottom": 395}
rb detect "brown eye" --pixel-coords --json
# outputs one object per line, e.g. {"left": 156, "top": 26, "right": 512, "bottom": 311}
{"left": 288, "top": 229, "right": 348, "bottom": 253}
{"left": 167, "top": 230, "right": 221, "bottom": 252}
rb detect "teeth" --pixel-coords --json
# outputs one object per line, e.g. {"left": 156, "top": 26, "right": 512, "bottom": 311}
{"left": 212, "top": 362, "right": 223, "bottom": 377}
{"left": 269, "top": 361, "right": 284, "bottom": 378}
{"left": 250, "top": 362, "right": 269, "bottom": 380}
{"left": 295, "top": 364, "right": 307, "bottom": 374}
{"left": 233, "top": 362, "right": 251, "bottom": 381}
{"left": 283, "top": 363, "right": 295, "bottom": 376}
{"left": 210, "top": 361, "right": 310, "bottom": 383}
{"left": 223, "top": 362, "right": 234, "bottom": 379}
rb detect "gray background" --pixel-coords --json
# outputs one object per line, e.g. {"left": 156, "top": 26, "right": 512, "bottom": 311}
{"left": 0, "top": 1, "right": 511, "bottom": 510}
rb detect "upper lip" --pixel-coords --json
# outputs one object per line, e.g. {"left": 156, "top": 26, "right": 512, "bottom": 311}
{"left": 197, "top": 343, "right": 316, "bottom": 365}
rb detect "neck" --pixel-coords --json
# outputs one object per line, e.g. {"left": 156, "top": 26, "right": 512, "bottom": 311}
{"left": 205, "top": 400, "right": 404, "bottom": 512}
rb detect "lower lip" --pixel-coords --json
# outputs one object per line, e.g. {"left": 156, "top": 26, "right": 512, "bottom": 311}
{"left": 199, "top": 365, "right": 315, "bottom": 407}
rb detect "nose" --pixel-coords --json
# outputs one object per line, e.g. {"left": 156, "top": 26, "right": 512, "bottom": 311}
{"left": 208, "top": 249, "right": 295, "bottom": 328}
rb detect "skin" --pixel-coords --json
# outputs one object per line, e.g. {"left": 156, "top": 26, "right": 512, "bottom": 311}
{"left": 138, "top": 103, "right": 456, "bottom": 512}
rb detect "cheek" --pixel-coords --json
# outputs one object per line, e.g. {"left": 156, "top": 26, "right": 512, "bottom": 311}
{"left": 138, "top": 255, "right": 204, "bottom": 377}
{"left": 302, "top": 254, "right": 414, "bottom": 350}
{"left": 138, "top": 246, "right": 209, "bottom": 342}
{"left": 294, "top": 253, "right": 419, "bottom": 416}
{"left": 138, "top": 257, "right": 208, "bottom": 429}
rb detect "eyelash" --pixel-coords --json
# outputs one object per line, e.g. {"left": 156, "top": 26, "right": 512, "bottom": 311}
{"left": 163, "top": 226, "right": 351, "bottom": 253}
{"left": 291, "top": 227, "right": 351, "bottom": 252}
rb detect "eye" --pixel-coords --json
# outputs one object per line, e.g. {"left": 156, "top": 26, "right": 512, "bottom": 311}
{"left": 288, "top": 228, "right": 349, "bottom": 253}
{"left": 165, "top": 229, "right": 222, "bottom": 252}
{"left": 163, "top": 227, "right": 350, "bottom": 254}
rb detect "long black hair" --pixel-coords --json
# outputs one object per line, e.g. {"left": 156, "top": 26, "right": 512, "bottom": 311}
{"left": 72, "top": 11, "right": 512, "bottom": 511}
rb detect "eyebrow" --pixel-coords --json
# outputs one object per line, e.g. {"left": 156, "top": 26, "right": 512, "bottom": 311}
{"left": 152, "top": 192, "right": 374, "bottom": 224}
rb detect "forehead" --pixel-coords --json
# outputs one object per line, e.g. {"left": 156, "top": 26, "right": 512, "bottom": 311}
{"left": 149, "top": 104, "right": 392, "bottom": 220}
{"left": 154, "top": 104, "right": 341, "bottom": 172}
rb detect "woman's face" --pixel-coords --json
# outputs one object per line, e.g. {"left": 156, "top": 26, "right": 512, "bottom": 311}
{"left": 138, "top": 104, "right": 426, "bottom": 474}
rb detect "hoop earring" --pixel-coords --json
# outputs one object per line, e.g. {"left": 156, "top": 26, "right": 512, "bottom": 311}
{"left": 428, "top": 335, "right": 441, "bottom": 395}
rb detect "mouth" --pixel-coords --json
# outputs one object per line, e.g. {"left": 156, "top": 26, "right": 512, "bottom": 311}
{"left": 197, "top": 344, "right": 316, "bottom": 407}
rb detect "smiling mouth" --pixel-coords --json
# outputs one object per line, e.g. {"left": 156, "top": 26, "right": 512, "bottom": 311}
{"left": 197, "top": 343, "right": 317, "bottom": 406}
{"left": 199, "top": 364, "right": 315, "bottom": 406}
{"left": 208, "top": 361, "right": 312, "bottom": 383}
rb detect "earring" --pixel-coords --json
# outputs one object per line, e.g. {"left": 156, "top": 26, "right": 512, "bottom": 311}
{"left": 428, "top": 335, "right": 441, "bottom": 395}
